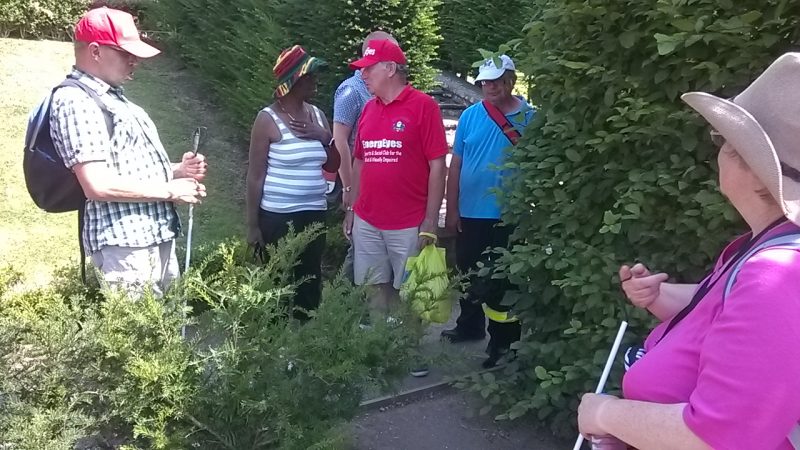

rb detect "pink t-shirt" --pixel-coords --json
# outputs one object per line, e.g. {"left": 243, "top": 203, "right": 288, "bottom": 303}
{"left": 623, "top": 221, "right": 800, "bottom": 449}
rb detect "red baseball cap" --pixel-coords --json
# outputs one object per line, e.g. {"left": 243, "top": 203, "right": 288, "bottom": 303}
{"left": 349, "top": 39, "right": 407, "bottom": 70}
{"left": 74, "top": 7, "right": 160, "bottom": 58}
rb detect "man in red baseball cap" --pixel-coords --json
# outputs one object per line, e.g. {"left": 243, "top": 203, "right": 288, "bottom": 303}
{"left": 344, "top": 39, "right": 448, "bottom": 377}
{"left": 45, "top": 7, "right": 208, "bottom": 297}
{"left": 75, "top": 6, "right": 160, "bottom": 59}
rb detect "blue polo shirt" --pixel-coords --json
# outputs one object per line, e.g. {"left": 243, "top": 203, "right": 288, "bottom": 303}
{"left": 333, "top": 70, "right": 372, "bottom": 150}
{"left": 453, "top": 98, "right": 535, "bottom": 219}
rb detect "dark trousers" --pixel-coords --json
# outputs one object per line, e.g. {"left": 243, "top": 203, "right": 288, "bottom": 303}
{"left": 258, "top": 209, "right": 326, "bottom": 320}
{"left": 455, "top": 218, "right": 521, "bottom": 352}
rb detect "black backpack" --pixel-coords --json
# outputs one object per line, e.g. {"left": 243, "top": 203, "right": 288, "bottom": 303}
{"left": 23, "top": 76, "right": 114, "bottom": 281}
{"left": 23, "top": 76, "right": 112, "bottom": 212}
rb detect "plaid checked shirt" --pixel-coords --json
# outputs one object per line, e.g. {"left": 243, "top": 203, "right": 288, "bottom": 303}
{"left": 50, "top": 68, "right": 179, "bottom": 254}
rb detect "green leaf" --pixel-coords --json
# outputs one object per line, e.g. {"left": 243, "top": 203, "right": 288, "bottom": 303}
{"left": 654, "top": 33, "right": 679, "bottom": 55}
{"left": 534, "top": 366, "right": 550, "bottom": 380}
{"left": 618, "top": 31, "right": 637, "bottom": 49}
{"left": 739, "top": 11, "right": 762, "bottom": 23}
{"left": 565, "top": 148, "right": 582, "bottom": 162}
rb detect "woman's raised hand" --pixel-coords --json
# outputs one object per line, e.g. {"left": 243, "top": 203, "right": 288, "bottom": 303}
{"left": 619, "top": 263, "right": 669, "bottom": 309}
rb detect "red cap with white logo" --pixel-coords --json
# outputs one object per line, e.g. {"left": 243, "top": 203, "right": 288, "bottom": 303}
{"left": 74, "top": 7, "right": 160, "bottom": 58}
{"left": 349, "top": 39, "right": 407, "bottom": 70}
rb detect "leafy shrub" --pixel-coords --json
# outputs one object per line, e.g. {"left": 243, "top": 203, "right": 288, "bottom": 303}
{"left": 438, "top": 0, "right": 530, "bottom": 77}
{"left": 0, "top": 0, "right": 88, "bottom": 39}
{"left": 0, "top": 230, "right": 418, "bottom": 449}
{"left": 0, "top": 0, "right": 154, "bottom": 39}
{"left": 458, "top": 0, "right": 800, "bottom": 438}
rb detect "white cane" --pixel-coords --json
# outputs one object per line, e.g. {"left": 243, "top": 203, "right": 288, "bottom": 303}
{"left": 182, "top": 126, "right": 204, "bottom": 338}
{"left": 184, "top": 127, "right": 203, "bottom": 274}
{"left": 573, "top": 320, "right": 629, "bottom": 450}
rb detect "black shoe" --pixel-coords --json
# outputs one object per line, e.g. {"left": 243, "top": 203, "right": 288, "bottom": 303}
{"left": 440, "top": 328, "right": 485, "bottom": 343}
{"left": 481, "top": 348, "right": 515, "bottom": 369}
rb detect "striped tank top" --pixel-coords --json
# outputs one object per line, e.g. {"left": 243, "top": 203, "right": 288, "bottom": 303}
{"left": 260, "top": 105, "right": 328, "bottom": 213}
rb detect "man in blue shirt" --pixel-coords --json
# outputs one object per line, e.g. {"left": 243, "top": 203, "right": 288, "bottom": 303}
{"left": 333, "top": 30, "right": 396, "bottom": 281}
{"left": 441, "top": 55, "right": 535, "bottom": 368}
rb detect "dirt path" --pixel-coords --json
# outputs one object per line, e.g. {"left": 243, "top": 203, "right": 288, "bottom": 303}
{"left": 352, "top": 389, "right": 566, "bottom": 450}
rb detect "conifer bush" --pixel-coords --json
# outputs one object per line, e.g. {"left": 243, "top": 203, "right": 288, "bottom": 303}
{"left": 0, "top": 230, "right": 417, "bottom": 449}
{"left": 458, "top": 0, "right": 800, "bottom": 437}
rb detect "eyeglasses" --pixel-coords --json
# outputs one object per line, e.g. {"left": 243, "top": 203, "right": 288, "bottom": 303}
{"left": 709, "top": 129, "right": 726, "bottom": 147}
{"left": 101, "top": 45, "right": 138, "bottom": 60}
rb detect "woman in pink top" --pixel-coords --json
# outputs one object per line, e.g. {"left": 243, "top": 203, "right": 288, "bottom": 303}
{"left": 577, "top": 54, "right": 800, "bottom": 449}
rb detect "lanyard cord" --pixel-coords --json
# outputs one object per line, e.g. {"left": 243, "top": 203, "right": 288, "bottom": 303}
{"left": 656, "top": 217, "right": 788, "bottom": 344}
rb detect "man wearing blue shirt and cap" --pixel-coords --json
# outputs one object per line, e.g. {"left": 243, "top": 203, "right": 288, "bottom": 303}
{"left": 441, "top": 55, "right": 535, "bottom": 368}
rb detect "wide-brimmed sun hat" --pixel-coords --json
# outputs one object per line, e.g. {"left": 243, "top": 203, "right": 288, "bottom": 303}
{"left": 273, "top": 45, "right": 326, "bottom": 98}
{"left": 682, "top": 53, "right": 800, "bottom": 226}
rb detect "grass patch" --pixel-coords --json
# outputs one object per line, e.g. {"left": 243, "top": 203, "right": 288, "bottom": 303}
{"left": 0, "top": 38, "right": 247, "bottom": 285}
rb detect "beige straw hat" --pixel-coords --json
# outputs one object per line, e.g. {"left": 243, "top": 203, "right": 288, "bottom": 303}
{"left": 682, "top": 53, "right": 800, "bottom": 226}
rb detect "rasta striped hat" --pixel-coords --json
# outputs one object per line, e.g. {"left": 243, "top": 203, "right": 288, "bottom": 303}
{"left": 273, "top": 45, "right": 326, "bottom": 98}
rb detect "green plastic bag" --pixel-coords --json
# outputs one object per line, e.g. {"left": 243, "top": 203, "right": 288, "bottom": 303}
{"left": 400, "top": 244, "right": 451, "bottom": 323}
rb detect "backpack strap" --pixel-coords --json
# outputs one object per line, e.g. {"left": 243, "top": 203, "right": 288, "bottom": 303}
{"left": 723, "top": 232, "right": 800, "bottom": 299}
{"left": 482, "top": 100, "right": 522, "bottom": 146}
{"left": 55, "top": 77, "right": 113, "bottom": 285}
{"left": 789, "top": 424, "right": 800, "bottom": 450}
{"left": 722, "top": 231, "right": 800, "bottom": 448}
{"left": 57, "top": 78, "right": 114, "bottom": 137}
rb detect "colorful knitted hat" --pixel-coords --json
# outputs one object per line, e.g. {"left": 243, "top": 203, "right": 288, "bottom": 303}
{"left": 273, "top": 45, "right": 326, "bottom": 98}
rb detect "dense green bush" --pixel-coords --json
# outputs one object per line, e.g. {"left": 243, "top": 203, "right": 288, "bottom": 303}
{"left": 438, "top": 0, "right": 530, "bottom": 77}
{"left": 0, "top": 230, "right": 418, "bottom": 449}
{"left": 0, "top": 0, "right": 88, "bottom": 39}
{"left": 279, "top": 0, "right": 442, "bottom": 112}
{"left": 458, "top": 0, "right": 800, "bottom": 437}
{"left": 0, "top": 0, "right": 153, "bottom": 39}
{"left": 148, "top": 0, "right": 287, "bottom": 131}
{"left": 152, "top": 0, "right": 441, "bottom": 128}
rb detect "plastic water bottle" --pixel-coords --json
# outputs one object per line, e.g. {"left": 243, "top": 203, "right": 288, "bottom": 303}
{"left": 591, "top": 436, "right": 627, "bottom": 449}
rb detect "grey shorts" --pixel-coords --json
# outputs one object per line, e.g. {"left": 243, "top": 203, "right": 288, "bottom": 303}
{"left": 353, "top": 214, "right": 418, "bottom": 290}
{"left": 90, "top": 240, "right": 179, "bottom": 297}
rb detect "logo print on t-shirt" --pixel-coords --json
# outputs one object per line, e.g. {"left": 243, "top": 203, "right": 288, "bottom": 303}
{"left": 393, "top": 120, "right": 406, "bottom": 132}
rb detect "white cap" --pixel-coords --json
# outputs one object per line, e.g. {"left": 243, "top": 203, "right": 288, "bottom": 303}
{"left": 475, "top": 54, "right": 515, "bottom": 83}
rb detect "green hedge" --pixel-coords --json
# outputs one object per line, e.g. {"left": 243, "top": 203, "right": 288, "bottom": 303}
{"left": 0, "top": 0, "right": 88, "bottom": 39}
{"left": 457, "top": 0, "right": 800, "bottom": 437}
{"left": 0, "top": 0, "right": 153, "bottom": 39}
{"left": 148, "top": 0, "right": 286, "bottom": 131}
{"left": 152, "top": 0, "right": 441, "bottom": 129}
{"left": 438, "top": 0, "right": 530, "bottom": 77}
{"left": 279, "top": 0, "right": 442, "bottom": 112}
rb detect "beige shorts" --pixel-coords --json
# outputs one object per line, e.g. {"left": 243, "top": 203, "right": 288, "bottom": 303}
{"left": 90, "top": 240, "right": 179, "bottom": 298}
{"left": 353, "top": 214, "right": 419, "bottom": 289}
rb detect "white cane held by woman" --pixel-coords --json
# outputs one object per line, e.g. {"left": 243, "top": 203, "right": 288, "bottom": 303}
{"left": 573, "top": 320, "right": 629, "bottom": 450}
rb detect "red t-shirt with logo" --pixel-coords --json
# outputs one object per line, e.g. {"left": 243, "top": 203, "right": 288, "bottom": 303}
{"left": 354, "top": 85, "right": 448, "bottom": 230}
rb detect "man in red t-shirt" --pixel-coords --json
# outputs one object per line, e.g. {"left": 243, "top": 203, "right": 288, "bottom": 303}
{"left": 345, "top": 40, "right": 447, "bottom": 343}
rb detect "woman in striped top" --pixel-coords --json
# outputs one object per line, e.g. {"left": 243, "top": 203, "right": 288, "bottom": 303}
{"left": 246, "top": 46, "right": 340, "bottom": 320}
